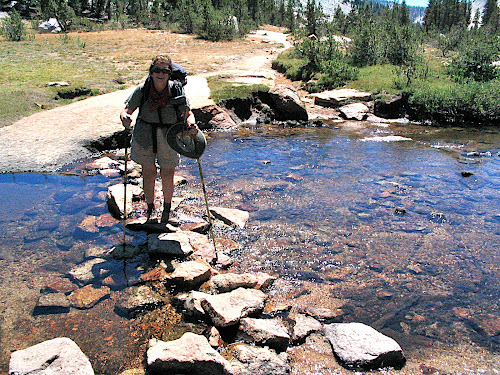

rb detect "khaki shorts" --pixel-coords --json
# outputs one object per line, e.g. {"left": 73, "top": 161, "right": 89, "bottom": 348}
{"left": 130, "top": 121, "right": 180, "bottom": 169}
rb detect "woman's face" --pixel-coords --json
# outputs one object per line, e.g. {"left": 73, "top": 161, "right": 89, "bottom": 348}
{"left": 151, "top": 63, "right": 171, "bottom": 88}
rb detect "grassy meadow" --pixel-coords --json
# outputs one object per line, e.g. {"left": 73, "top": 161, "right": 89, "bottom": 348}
{"left": 0, "top": 28, "right": 273, "bottom": 128}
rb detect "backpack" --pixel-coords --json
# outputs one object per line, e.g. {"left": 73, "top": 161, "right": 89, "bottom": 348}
{"left": 139, "top": 62, "right": 188, "bottom": 110}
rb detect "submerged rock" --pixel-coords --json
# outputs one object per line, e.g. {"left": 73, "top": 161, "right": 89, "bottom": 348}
{"left": 110, "top": 243, "right": 144, "bottom": 259}
{"left": 301, "top": 305, "right": 345, "bottom": 323}
{"left": 34, "top": 293, "right": 71, "bottom": 315}
{"left": 323, "top": 322, "right": 406, "bottom": 370}
{"left": 9, "top": 337, "right": 94, "bottom": 375}
{"left": 68, "top": 285, "right": 110, "bottom": 309}
{"left": 147, "top": 333, "right": 231, "bottom": 375}
{"left": 67, "top": 258, "right": 109, "bottom": 286}
{"left": 41, "top": 277, "right": 77, "bottom": 295}
{"left": 114, "top": 285, "right": 165, "bottom": 318}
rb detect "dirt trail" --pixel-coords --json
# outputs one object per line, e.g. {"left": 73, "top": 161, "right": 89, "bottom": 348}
{"left": 0, "top": 29, "right": 291, "bottom": 173}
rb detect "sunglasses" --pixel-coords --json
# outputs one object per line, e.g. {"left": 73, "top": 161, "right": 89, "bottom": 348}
{"left": 151, "top": 66, "right": 171, "bottom": 75}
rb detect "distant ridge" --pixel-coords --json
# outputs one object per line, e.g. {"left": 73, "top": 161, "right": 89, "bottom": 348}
{"left": 313, "top": 0, "right": 499, "bottom": 25}
{"left": 311, "top": 0, "right": 425, "bottom": 21}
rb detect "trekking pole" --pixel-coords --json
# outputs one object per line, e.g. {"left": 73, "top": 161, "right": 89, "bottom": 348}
{"left": 197, "top": 158, "right": 217, "bottom": 258}
{"left": 123, "top": 129, "right": 130, "bottom": 247}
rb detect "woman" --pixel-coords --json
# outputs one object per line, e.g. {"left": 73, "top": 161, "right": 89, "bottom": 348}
{"left": 120, "top": 54, "right": 197, "bottom": 223}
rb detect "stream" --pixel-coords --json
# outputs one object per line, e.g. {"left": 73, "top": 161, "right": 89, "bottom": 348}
{"left": 0, "top": 121, "right": 498, "bottom": 374}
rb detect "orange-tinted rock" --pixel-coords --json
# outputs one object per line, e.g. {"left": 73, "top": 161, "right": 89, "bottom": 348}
{"left": 68, "top": 285, "right": 110, "bottom": 309}
{"left": 42, "top": 277, "right": 78, "bottom": 294}
{"left": 78, "top": 216, "right": 98, "bottom": 233}
{"left": 180, "top": 222, "right": 210, "bottom": 234}
{"left": 140, "top": 267, "right": 168, "bottom": 283}
{"left": 96, "top": 213, "right": 118, "bottom": 227}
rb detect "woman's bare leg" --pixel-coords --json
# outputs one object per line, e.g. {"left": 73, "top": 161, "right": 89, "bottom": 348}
{"left": 142, "top": 164, "right": 157, "bottom": 220}
{"left": 160, "top": 167, "right": 175, "bottom": 223}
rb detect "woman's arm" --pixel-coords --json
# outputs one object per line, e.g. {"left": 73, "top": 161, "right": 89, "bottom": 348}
{"left": 120, "top": 107, "right": 135, "bottom": 129}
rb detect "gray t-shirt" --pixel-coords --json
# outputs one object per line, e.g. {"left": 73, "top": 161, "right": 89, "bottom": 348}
{"left": 125, "top": 80, "right": 190, "bottom": 124}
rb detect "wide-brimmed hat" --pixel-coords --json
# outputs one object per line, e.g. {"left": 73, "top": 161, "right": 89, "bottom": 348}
{"left": 167, "top": 122, "right": 206, "bottom": 159}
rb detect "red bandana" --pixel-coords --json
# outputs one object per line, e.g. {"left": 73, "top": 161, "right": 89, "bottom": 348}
{"left": 148, "top": 85, "right": 170, "bottom": 112}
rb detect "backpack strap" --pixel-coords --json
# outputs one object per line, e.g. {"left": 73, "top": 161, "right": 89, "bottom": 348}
{"left": 139, "top": 75, "right": 152, "bottom": 113}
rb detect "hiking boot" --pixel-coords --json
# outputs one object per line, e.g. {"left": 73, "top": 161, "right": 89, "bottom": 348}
{"left": 146, "top": 203, "right": 157, "bottom": 223}
{"left": 160, "top": 203, "right": 172, "bottom": 224}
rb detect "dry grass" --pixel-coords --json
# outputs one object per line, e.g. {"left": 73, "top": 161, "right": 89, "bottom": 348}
{"left": 0, "top": 28, "right": 276, "bottom": 128}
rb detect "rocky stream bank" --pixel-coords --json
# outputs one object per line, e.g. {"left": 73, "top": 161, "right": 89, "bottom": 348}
{"left": 9, "top": 150, "right": 407, "bottom": 374}
{"left": 8, "top": 85, "right": 454, "bottom": 375}
{"left": 7, "top": 80, "right": 416, "bottom": 373}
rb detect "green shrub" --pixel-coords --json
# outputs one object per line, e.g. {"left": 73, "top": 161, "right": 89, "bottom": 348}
{"left": 307, "top": 60, "right": 358, "bottom": 92}
{"left": 271, "top": 49, "right": 308, "bottom": 81}
{"left": 408, "top": 80, "right": 500, "bottom": 125}
{"left": 196, "top": 7, "right": 237, "bottom": 41}
{"left": 274, "top": 37, "right": 356, "bottom": 90}
{"left": 448, "top": 35, "right": 500, "bottom": 82}
{"left": 349, "top": 21, "right": 381, "bottom": 67}
{"left": 1, "top": 10, "right": 26, "bottom": 41}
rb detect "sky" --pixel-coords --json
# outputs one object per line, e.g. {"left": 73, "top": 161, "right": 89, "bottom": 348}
{"left": 397, "top": 0, "right": 429, "bottom": 7}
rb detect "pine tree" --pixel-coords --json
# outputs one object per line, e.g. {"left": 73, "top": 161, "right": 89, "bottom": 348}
{"left": 332, "top": 6, "right": 347, "bottom": 34}
{"left": 305, "top": 0, "right": 319, "bottom": 36}
{"left": 482, "top": 0, "right": 499, "bottom": 33}
{"left": 285, "top": 0, "right": 296, "bottom": 32}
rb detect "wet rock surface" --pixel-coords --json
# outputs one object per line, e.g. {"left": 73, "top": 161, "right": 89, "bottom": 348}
{"left": 210, "top": 207, "right": 250, "bottom": 228}
{"left": 147, "top": 333, "right": 231, "bottom": 375}
{"left": 324, "top": 322, "right": 406, "bottom": 370}
{"left": 2, "top": 95, "right": 499, "bottom": 375}
{"left": 68, "top": 285, "right": 111, "bottom": 309}
{"left": 147, "top": 232, "right": 194, "bottom": 258}
{"left": 201, "top": 288, "right": 268, "bottom": 327}
{"left": 237, "top": 317, "right": 290, "bottom": 352}
{"left": 9, "top": 337, "right": 95, "bottom": 375}
{"left": 114, "top": 285, "right": 165, "bottom": 318}
{"left": 34, "top": 292, "right": 71, "bottom": 315}
{"left": 226, "top": 343, "right": 290, "bottom": 375}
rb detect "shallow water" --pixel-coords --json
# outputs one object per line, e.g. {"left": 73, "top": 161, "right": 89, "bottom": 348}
{"left": 0, "top": 122, "right": 498, "bottom": 374}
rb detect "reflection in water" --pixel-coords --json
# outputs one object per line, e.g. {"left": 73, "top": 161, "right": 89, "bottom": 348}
{"left": 0, "top": 123, "right": 498, "bottom": 373}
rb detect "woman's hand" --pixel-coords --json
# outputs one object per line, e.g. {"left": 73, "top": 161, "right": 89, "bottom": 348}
{"left": 185, "top": 108, "right": 198, "bottom": 134}
{"left": 120, "top": 109, "right": 133, "bottom": 129}
{"left": 187, "top": 121, "right": 199, "bottom": 135}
